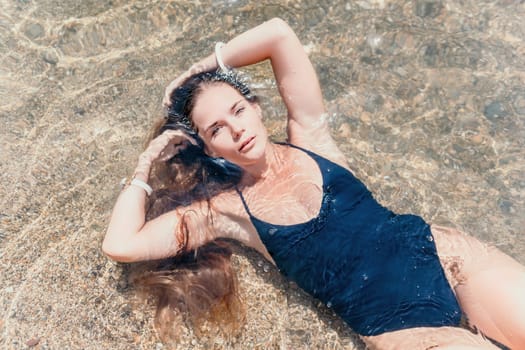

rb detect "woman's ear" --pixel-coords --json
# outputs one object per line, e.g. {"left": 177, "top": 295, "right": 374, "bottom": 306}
{"left": 196, "top": 130, "right": 217, "bottom": 157}
{"left": 203, "top": 143, "right": 218, "bottom": 157}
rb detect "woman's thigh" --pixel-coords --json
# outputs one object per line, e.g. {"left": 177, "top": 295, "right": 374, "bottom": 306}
{"left": 362, "top": 326, "right": 499, "bottom": 350}
{"left": 431, "top": 225, "right": 525, "bottom": 349}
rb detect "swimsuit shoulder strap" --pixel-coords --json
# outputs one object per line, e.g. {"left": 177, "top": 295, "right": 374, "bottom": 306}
{"left": 236, "top": 142, "right": 326, "bottom": 219}
{"left": 278, "top": 142, "right": 328, "bottom": 173}
{"left": 235, "top": 186, "right": 255, "bottom": 218}
{"left": 276, "top": 141, "right": 314, "bottom": 156}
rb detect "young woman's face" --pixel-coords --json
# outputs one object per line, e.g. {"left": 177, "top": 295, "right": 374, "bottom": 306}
{"left": 191, "top": 83, "right": 269, "bottom": 167}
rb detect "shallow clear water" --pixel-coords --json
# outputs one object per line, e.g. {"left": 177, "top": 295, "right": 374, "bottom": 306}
{"left": 1, "top": 0, "right": 523, "bottom": 349}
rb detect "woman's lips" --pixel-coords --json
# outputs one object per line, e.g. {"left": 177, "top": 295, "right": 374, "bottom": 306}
{"left": 239, "top": 136, "right": 255, "bottom": 152}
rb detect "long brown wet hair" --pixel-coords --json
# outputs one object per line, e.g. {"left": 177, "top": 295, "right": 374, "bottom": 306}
{"left": 134, "top": 70, "right": 258, "bottom": 341}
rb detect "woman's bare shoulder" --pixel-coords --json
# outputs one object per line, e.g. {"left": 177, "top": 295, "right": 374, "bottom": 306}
{"left": 208, "top": 191, "right": 266, "bottom": 249}
{"left": 288, "top": 118, "right": 350, "bottom": 170}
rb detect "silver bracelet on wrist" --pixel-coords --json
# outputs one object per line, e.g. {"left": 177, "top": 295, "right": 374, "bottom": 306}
{"left": 130, "top": 178, "right": 153, "bottom": 196}
{"left": 215, "top": 42, "right": 229, "bottom": 72}
{"left": 120, "top": 177, "right": 153, "bottom": 196}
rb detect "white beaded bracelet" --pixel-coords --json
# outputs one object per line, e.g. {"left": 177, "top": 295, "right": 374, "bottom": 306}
{"left": 214, "top": 42, "right": 229, "bottom": 72}
{"left": 130, "top": 178, "right": 153, "bottom": 196}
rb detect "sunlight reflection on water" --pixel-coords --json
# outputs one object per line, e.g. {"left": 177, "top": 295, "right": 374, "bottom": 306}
{"left": 1, "top": 0, "right": 523, "bottom": 349}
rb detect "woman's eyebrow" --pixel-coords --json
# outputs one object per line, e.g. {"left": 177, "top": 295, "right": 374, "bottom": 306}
{"left": 230, "top": 99, "right": 243, "bottom": 112}
{"left": 204, "top": 99, "right": 244, "bottom": 133}
{"left": 205, "top": 121, "right": 218, "bottom": 134}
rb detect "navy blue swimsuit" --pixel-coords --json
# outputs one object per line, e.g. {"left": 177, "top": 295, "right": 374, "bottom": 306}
{"left": 236, "top": 144, "right": 461, "bottom": 336}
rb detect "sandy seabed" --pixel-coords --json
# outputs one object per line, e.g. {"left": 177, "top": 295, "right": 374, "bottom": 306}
{"left": 1, "top": 0, "right": 524, "bottom": 349}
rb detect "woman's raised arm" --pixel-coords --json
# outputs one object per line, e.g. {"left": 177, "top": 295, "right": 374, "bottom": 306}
{"left": 163, "top": 18, "right": 326, "bottom": 138}
{"left": 103, "top": 191, "right": 181, "bottom": 263}
{"left": 102, "top": 130, "right": 202, "bottom": 262}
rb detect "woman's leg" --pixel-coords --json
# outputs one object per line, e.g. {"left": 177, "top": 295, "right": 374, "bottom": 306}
{"left": 432, "top": 225, "right": 525, "bottom": 349}
{"left": 362, "top": 326, "right": 499, "bottom": 350}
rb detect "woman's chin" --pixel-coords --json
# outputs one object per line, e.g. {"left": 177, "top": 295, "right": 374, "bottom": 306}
{"left": 233, "top": 143, "right": 268, "bottom": 167}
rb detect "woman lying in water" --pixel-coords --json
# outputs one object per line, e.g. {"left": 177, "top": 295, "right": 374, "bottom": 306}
{"left": 103, "top": 18, "right": 525, "bottom": 349}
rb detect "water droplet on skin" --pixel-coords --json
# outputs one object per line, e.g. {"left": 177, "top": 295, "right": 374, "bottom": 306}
{"left": 268, "top": 228, "right": 277, "bottom": 235}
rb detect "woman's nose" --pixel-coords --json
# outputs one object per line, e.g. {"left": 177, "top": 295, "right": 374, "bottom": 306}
{"left": 230, "top": 121, "right": 245, "bottom": 140}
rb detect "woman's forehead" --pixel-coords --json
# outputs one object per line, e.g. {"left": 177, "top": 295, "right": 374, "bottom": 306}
{"left": 199, "top": 82, "right": 242, "bottom": 100}
{"left": 192, "top": 84, "right": 244, "bottom": 122}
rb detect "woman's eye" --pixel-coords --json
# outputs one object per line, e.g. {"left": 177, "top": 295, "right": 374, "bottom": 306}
{"left": 211, "top": 125, "right": 223, "bottom": 136}
{"left": 235, "top": 107, "right": 245, "bottom": 116}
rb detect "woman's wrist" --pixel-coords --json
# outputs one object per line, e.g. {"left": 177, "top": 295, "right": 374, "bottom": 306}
{"left": 188, "top": 52, "right": 219, "bottom": 76}
{"left": 132, "top": 169, "right": 149, "bottom": 182}
{"left": 120, "top": 171, "right": 152, "bottom": 196}
{"left": 133, "top": 155, "right": 153, "bottom": 181}
{"left": 129, "top": 178, "right": 152, "bottom": 196}
{"left": 129, "top": 161, "right": 153, "bottom": 195}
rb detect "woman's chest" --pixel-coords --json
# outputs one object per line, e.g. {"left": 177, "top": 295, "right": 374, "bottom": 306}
{"left": 242, "top": 155, "right": 325, "bottom": 226}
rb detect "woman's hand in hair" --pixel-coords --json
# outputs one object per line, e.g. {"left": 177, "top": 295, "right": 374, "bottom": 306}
{"left": 163, "top": 71, "right": 190, "bottom": 107}
{"left": 134, "top": 130, "right": 197, "bottom": 180}
{"left": 163, "top": 61, "right": 213, "bottom": 107}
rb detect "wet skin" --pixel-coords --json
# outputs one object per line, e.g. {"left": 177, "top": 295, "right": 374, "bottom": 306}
{"left": 191, "top": 83, "right": 270, "bottom": 171}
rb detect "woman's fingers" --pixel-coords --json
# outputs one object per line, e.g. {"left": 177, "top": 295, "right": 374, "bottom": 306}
{"left": 158, "top": 140, "right": 191, "bottom": 161}
{"left": 148, "top": 130, "right": 198, "bottom": 162}
{"left": 161, "top": 132, "right": 198, "bottom": 161}
{"left": 134, "top": 131, "right": 184, "bottom": 177}
{"left": 161, "top": 129, "right": 198, "bottom": 147}
{"left": 163, "top": 80, "right": 178, "bottom": 106}
{"left": 163, "top": 73, "right": 189, "bottom": 107}
{"left": 163, "top": 63, "right": 211, "bottom": 106}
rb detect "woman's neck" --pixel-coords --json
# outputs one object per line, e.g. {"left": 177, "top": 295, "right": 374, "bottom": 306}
{"left": 241, "top": 142, "right": 285, "bottom": 185}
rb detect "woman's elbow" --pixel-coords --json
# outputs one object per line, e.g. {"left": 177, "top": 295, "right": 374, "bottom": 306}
{"left": 268, "top": 17, "right": 294, "bottom": 38}
{"left": 101, "top": 236, "right": 137, "bottom": 263}
{"left": 268, "top": 17, "right": 289, "bottom": 28}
